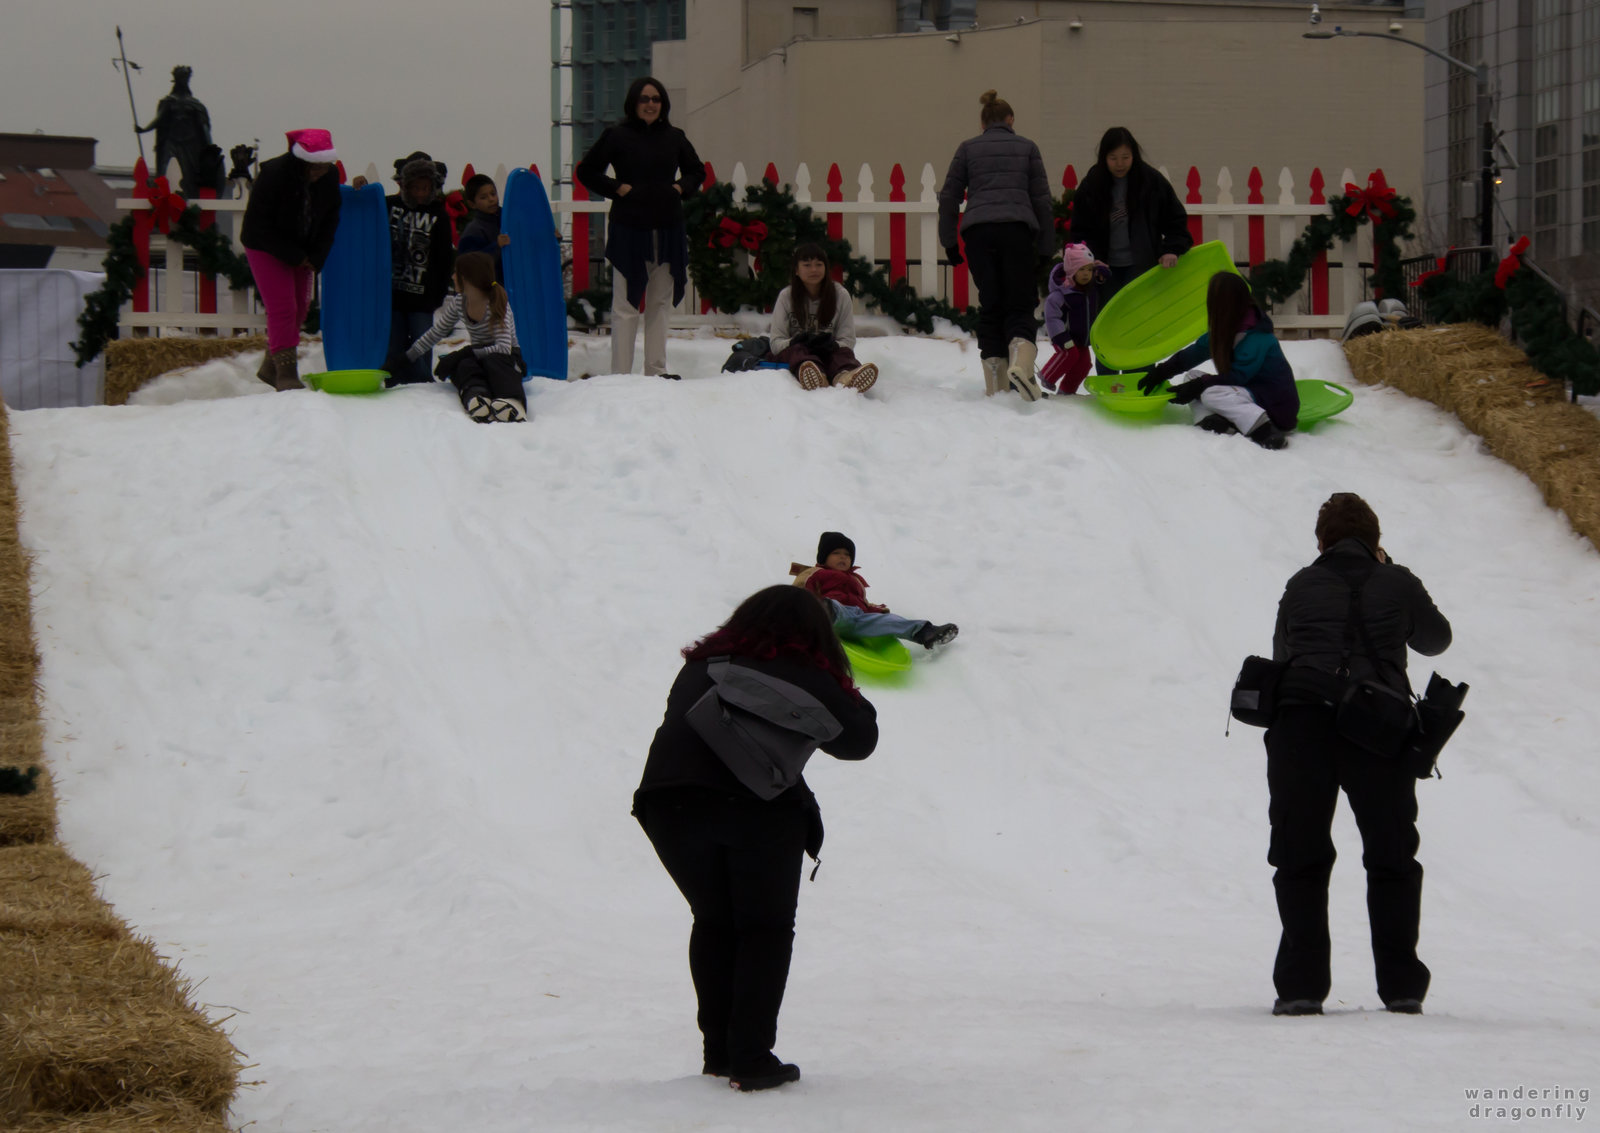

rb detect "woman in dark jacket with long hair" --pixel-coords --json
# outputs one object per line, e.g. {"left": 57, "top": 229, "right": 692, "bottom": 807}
{"left": 1068, "top": 126, "right": 1193, "bottom": 300}
{"left": 938, "top": 90, "right": 1056, "bottom": 401}
{"left": 576, "top": 76, "right": 702, "bottom": 379}
{"left": 240, "top": 128, "right": 342, "bottom": 391}
{"left": 634, "top": 585, "right": 878, "bottom": 1092}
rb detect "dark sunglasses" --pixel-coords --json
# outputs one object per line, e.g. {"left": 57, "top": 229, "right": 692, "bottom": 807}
{"left": 637, "top": 95, "right": 662, "bottom": 103}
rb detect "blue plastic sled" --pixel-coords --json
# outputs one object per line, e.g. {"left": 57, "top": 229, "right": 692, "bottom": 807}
{"left": 319, "top": 182, "right": 392, "bottom": 372}
{"left": 502, "top": 168, "right": 568, "bottom": 380}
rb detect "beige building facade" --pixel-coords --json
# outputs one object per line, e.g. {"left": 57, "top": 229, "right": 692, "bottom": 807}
{"left": 652, "top": 0, "right": 1424, "bottom": 218}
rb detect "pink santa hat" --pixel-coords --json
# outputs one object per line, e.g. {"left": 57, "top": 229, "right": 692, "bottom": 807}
{"left": 286, "top": 128, "right": 338, "bottom": 164}
{"left": 1060, "top": 242, "right": 1104, "bottom": 277}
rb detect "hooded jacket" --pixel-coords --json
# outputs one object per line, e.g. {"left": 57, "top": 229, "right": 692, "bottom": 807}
{"left": 1273, "top": 537, "right": 1452, "bottom": 697}
{"left": 937, "top": 124, "right": 1056, "bottom": 256}
{"left": 1044, "top": 262, "right": 1107, "bottom": 350}
{"left": 240, "top": 152, "right": 342, "bottom": 271}
{"left": 1164, "top": 311, "right": 1301, "bottom": 430}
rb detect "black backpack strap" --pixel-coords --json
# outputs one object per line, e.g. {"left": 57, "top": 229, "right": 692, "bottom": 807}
{"left": 1331, "top": 562, "right": 1401, "bottom": 688}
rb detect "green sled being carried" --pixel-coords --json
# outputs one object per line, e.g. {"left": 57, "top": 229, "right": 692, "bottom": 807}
{"left": 1089, "top": 241, "right": 1241, "bottom": 373}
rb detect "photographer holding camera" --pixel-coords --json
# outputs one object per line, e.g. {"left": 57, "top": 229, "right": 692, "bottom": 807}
{"left": 1265, "top": 493, "right": 1452, "bottom": 1017}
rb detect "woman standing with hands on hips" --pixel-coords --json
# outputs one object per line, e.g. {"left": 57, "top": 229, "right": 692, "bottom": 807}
{"left": 938, "top": 90, "right": 1057, "bottom": 401}
{"left": 576, "top": 76, "right": 703, "bottom": 379}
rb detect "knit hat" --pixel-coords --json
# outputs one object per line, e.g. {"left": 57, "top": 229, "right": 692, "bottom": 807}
{"left": 400, "top": 158, "right": 441, "bottom": 194}
{"left": 286, "top": 129, "right": 337, "bottom": 164}
{"left": 816, "top": 531, "right": 856, "bottom": 566}
{"left": 394, "top": 151, "right": 445, "bottom": 188}
{"left": 1060, "top": 242, "right": 1103, "bottom": 278}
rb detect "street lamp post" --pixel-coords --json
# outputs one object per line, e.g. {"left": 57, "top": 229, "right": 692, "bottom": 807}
{"left": 1304, "top": 19, "right": 1495, "bottom": 250}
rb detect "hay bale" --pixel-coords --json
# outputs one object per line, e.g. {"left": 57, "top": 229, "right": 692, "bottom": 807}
{"left": 1342, "top": 326, "right": 1600, "bottom": 554}
{"left": 0, "top": 932, "right": 240, "bottom": 1119}
{"left": 103, "top": 336, "right": 269, "bottom": 407}
{"left": 0, "top": 844, "right": 126, "bottom": 939}
{"left": 0, "top": 764, "right": 55, "bottom": 848}
{"left": 8, "top": 1096, "right": 232, "bottom": 1132}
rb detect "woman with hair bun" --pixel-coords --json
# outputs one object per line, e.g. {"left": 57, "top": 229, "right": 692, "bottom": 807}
{"left": 937, "top": 90, "right": 1056, "bottom": 401}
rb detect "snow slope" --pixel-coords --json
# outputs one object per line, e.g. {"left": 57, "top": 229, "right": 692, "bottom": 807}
{"left": 9, "top": 333, "right": 1599, "bottom": 1132}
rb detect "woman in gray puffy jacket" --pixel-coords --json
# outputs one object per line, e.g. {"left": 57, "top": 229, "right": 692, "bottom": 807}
{"left": 938, "top": 90, "right": 1056, "bottom": 401}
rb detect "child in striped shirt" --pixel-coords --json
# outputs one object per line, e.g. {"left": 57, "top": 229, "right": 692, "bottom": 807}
{"left": 404, "top": 251, "right": 528, "bottom": 422}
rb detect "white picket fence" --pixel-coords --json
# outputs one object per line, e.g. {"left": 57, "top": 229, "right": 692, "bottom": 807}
{"left": 117, "top": 160, "right": 1381, "bottom": 337}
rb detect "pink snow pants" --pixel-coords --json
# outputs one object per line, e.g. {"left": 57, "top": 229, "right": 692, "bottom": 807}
{"left": 1041, "top": 344, "right": 1092, "bottom": 394}
{"left": 247, "top": 250, "right": 312, "bottom": 354}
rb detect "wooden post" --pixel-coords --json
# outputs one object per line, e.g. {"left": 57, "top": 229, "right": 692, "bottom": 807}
{"left": 826, "top": 163, "right": 844, "bottom": 281}
{"left": 889, "top": 163, "right": 907, "bottom": 286}
{"left": 855, "top": 164, "right": 876, "bottom": 270}
{"left": 1216, "top": 167, "right": 1236, "bottom": 262}
{"left": 1309, "top": 168, "right": 1329, "bottom": 316}
{"left": 131, "top": 157, "right": 152, "bottom": 318}
{"left": 1247, "top": 167, "right": 1265, "bottom": 267}
{"left": 572, "top": 180, "right": 590, "bottom": 294}
{"left": 1185, "top": 167, "right": 1204, "bottom": 247}
{"left": 198, "top": 188, "right": 218, "bottom": 322}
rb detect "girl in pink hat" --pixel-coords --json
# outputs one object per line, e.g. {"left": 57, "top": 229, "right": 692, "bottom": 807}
{"left": 240, "top": 129, "right": 343, "bottom": 390}
{"left": 1040, "top": 242, "right": 1108, "bottom": 395}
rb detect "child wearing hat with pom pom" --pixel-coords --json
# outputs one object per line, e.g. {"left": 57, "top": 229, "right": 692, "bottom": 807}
{"left": 1040, "top": 242, "right": 1108, "bottom": 395}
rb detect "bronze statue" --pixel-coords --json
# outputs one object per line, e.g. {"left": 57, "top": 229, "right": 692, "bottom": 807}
{"left": 137, "top": 65, "right": 223, "bottom": 196}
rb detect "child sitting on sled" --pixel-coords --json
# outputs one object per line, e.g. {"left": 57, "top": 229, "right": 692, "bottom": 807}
{"left": 404, "top": 251, "right": 528, "bottom": 422}
{"left": 1041, "top": 242, "right": 1108, "bottom": 394}
{"left": 768, "top": 244, "right": 877, "bottom": 392}
{"left": 791, "top": 531, "right": 957, "bottom": 649}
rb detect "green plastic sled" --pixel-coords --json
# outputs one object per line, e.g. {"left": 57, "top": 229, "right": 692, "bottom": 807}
{"left": 1083, "top": 372, "right": 1173, "bottom": 415}
{"left": 1294, "top": 379, "right": 1354, "bottom": 428}
{"left": 305, "top": 369, "right": 388, "bottom": 395}
{"left": 1089, "top": 242, "right": 1241, "bottom": 372}
{"left": 841, "top": 635, "right": 913, "bottom": 678}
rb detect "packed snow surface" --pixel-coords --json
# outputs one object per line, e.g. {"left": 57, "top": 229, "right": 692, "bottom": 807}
{"left": 9, "top": 332, "right": 1599, "bottom": 1132}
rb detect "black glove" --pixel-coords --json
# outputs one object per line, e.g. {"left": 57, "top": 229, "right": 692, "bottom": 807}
{"left": 1136, "top": 360, "right": 1181, "bottom": 395}
{"left": 945, "top": 245, "right": 963, "bottom": 267}
{"left": 811, "top": 333, "right": 837, "bottom": 355}
{"left": 1168, "top": 377, "right": 1207, "bottom": 405}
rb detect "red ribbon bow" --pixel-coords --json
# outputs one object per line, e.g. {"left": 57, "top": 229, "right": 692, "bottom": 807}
{"left": 708, "top": 216, "right": 769, "bottom": 253}
{"left": 1495, "top": 236, "right": 1530, "bottom": 290}
{"left": 1344, "top": 170, "right": 1398, "bottom": 226}
{"left": 1411, "top": 247, "right": 1453, "bottom": 289}
{"left": 148, "top": 176, "right": 187, "bottom": 234}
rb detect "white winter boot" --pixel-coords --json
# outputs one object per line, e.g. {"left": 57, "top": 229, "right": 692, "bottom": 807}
{"left": 1007, "top": 337, "right": 1042, "bottom": 402}
{"left": 982, "top": 356, "right": 1007, "bottom": 397}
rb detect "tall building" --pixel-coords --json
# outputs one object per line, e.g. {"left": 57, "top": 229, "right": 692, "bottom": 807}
{"left": 564, "top": 0, "right": 686, "bottom": 179}
{"left": 1423, "top": 0, "right": 1600, "bottom": 308}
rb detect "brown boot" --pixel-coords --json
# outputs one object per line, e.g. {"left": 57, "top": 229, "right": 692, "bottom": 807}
{"left": 270, "top": 348, "right": 303, "bottom": 391}
{"left": 255, "top": 351, "right": 277, "bottom": 389}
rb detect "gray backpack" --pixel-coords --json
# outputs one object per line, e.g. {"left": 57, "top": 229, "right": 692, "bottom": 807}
{"left": 686, "top": 657, "right": 844, "bottom": 800}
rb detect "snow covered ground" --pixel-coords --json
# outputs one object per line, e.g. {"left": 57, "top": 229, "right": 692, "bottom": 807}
{"left": 9, "top": 332, "right": 1599, "bottom": 1132}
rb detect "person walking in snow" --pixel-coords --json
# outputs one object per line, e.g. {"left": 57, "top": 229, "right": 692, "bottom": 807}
{"left": 634, "top": 585, "right": 879, "bottom": 1091}
{"left": 1040, "top": 242, "right": 1108, "bottom": 395}
{"left": 576, "top": 76, "right": 703, "bottom": 380}
{"left": 1262, "top": 493, "right": 1451, "bottom": 1017}
{"left": 456, "top": 173, "right": 509, "bottom": 283}
{"left": 938, "top": 89, "right": 1056, "bottom": 401}
{"left": 383, "top": 154, "right": 456, "bottom": 385}
{"left": 239, "top": 128, "right": 342, "bottom": 392}
{"left": 767, "top": 244, "right": 876, "bottom": 392}
{"left": 793, "top": 532, "right": 958, "bottom": 650}
{"left": 1136, "top": 272, "right": 1300, "bottom": 449}
{"left": 402, "top": 252, "right": 526, "bottom": 422}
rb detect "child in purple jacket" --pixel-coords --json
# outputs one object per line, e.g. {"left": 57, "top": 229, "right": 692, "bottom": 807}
{"left": 1041, "top": 242, "right": 1108, "bottom": 394}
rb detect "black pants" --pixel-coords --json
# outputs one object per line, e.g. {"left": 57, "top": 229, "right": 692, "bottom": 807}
{"left": 1265, "top": 705, "right": 1430, "bottom": 1005}
{"left": 962, "top": 221, "right": 1040, "bottom": 359}
{"left": 450, "top": 351, "right": 526, "bottom": 412}
{"left": 641, "top": 789, "right": 807, "bottom": 1072}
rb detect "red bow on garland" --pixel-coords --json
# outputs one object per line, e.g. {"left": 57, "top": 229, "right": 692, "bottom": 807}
{"left": 708, "top": 216, "right": 769, "bottom": 254}
{"left": 1411, "top": 247, "right": 1454, "bottom": 288}
{"left": 1495, "top": 236, "right": 1530, "bottom": 290}
{"left": 1343, "top": 170, "right": 1398, "bottom": 226}
{"left": 148, "top": 177, "right": 187, "bottom": 234}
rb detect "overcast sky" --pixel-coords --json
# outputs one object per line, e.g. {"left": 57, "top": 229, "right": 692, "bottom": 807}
{"left": 5, "top": 1, "right": 554, "bottom": 189}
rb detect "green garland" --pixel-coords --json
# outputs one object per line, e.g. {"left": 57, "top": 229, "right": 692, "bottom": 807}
{"left": 683, "top": 180, "right": 978, "bottom": 334}
{"left": 1248, "top": 191, "right": 1416, "bottom": 308}
{"left": 73, "top": 205, "right": 257, "bottom": 367}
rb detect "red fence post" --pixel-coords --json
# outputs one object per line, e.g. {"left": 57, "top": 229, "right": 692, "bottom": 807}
{"left": 572, "top": 180, "right": 590, "bottom": 294}
{"left": 198, "top": 188, "right": 218, "bottom": 316}
{"left": 889, "top": 163, "right": 907, "bottom": 285}
{"left": 953, "top": 232, "right": 969, "bottom": 309}
{"left": 462, "top": 162, "right": 476, "bottom": 187}
{"left": 131, "top": 157, "right": 152, "bottom": 315}
{"left": 763, "top": 162, "right": 779, "bottom": 187}
{"left": 700, "top": 163, "right": 716, "bottom": 312}
{"left": 826, "top": 163, "right": 844, "bottom": 282}
{"left": 1186, "top": 167, "right": 1204, "bottom": 247}
{"left": 1369, "top": 167, "right": 1386, "bottom": 299}
{"left": 1308, "top": 168, "right": 1329, "bottom": 315}
{"left": 1247, "top": 167, "right": 1266, "bottom": 267}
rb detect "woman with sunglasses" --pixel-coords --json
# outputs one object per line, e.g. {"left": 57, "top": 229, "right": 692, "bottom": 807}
{"left": 577, "top": 76, "right": 703, "bottom": 379}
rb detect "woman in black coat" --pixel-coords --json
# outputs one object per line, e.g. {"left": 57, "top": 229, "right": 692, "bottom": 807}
{"left": 634, "top": 585, "right": 878, "bottom": 1092}
{"left": 576, "top": 76, "right": 702, "bottom": 379}
{"left": 1068, "top": 126, "right": 1194, "bottom": 301}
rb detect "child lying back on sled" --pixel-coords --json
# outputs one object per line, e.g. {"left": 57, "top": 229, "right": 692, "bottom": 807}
{"left": 790, "top": 531, "right": 957, "bottom": 649}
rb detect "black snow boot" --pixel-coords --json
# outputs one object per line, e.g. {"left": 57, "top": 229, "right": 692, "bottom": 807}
{"left": 1385, "top": 998, "right": 1424, "bottom": 1015}
{"left": 1272, "top": 998, "right": 1323, "bottom": 1017}
{"left": 914, "top": 622, "right": 959, "bottom": 649}
{"left": 1196, "top": 414, "right": 1238, "bottom": 435}
{"left": 728, "top": 1054, "right": 801, "bottom": 1092}
{"left": 1247, "top": 420, "right": 1288, "bottom": 450}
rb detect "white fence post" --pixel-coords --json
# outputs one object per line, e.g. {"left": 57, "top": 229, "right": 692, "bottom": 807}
{"left": 1215, "top": 167, "right": 1236, "bottom": 262}
{"left": 794, "top": 162, "right": 812, "bottom": 205}
{"left": 855, "top": 163, "right": 876, "bottom": 267}
{"left": 1338, "top": 167, "right": 1363, "bottom": 317}
{"left": 918, "top": 163, "right": 939, "bottom": 296}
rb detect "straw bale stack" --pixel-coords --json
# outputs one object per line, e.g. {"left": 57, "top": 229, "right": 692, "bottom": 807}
{"left": 0, "top": 395, "right": 243, "bottom": 1128}
{"left": 103, "top": 336, "right": 268, "bottom": 406}
{"left": 1343, "top": 327, "right": 1600, "bottom": 553}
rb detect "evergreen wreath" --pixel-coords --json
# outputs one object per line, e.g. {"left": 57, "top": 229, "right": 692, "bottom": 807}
{"left": 1247, "top": 171, "right": 1416, "bottom": 308}
{"left": 683, "top": 179, "right": 979, "bottom": 334}
{"left": 73, "top": 205, "right": 257, "bottom": 368}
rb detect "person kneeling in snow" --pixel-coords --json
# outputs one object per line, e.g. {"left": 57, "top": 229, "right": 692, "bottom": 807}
{"left": 404, "top": 252, "right": 528, "bottom": 422}
{"left": 1136, "top": 272, "right": 1299, "bottom": 450}
{"left": 791, "top": 532, "right": 957, "bottom": 649}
